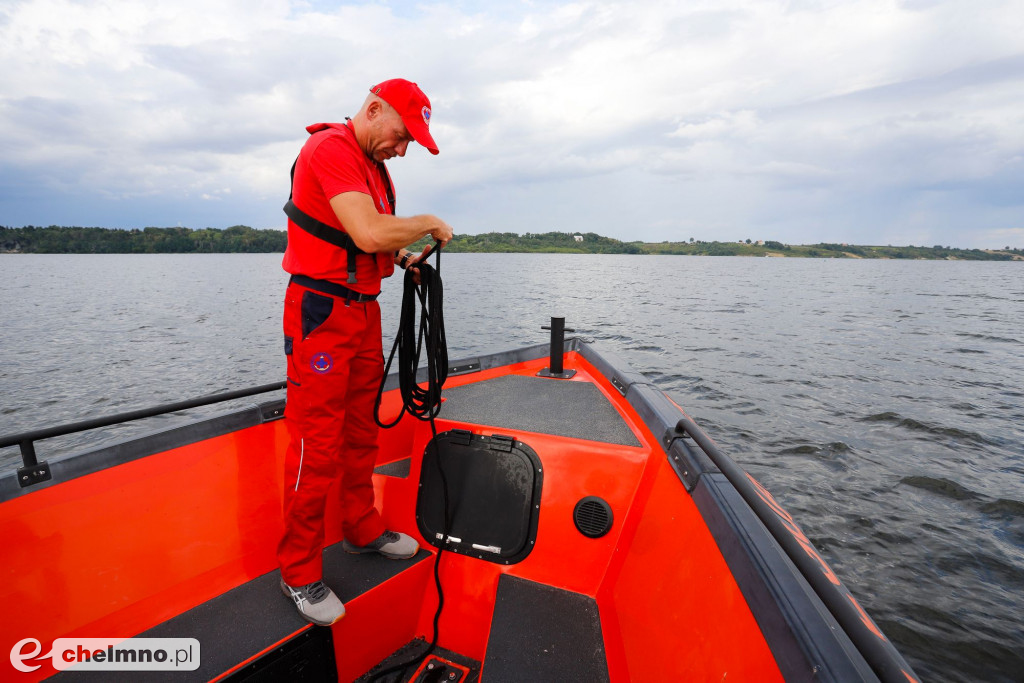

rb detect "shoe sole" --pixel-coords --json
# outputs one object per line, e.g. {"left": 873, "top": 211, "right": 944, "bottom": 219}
{"left": 341, "top": 540, "right": 419, "bottom": 560}
{"left": 279, "top": 580, "right": 345, "bottom": 627}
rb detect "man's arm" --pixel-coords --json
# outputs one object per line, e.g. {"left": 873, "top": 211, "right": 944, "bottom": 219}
{"left": 329, "top": 191, "right": 453, "bottom": 254}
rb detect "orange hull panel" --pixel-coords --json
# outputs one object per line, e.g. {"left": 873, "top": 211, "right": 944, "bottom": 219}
{"left": 3, "top": 350, "right": 799, "bottom": 680}
{"left": 1, "top": 421, "right": 288, "bottom": 681}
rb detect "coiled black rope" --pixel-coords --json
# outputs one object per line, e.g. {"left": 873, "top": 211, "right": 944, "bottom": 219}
{"left": 371, "top": 244, "right": 451, "bottom": 682}
{"left": 374, "top": 250, "right": 447, "bottom": 429}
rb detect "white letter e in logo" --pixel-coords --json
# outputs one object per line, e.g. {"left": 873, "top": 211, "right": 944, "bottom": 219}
{"left": 10, "top": 638, "right": 44, "bottom": 673}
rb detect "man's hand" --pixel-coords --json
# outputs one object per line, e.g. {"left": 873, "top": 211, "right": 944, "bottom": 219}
{"left": 405, "top": 243, "right": 433, "bottom": 286}
{"left": 428, "top": 218, "right": 453, "bottom": 248}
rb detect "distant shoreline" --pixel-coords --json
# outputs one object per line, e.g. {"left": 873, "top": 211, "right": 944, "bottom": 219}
{"left": 1, "top": 226, "right": 1020, "bottom": 261}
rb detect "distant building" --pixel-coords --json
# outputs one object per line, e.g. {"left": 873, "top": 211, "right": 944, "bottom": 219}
{"left": 756, "top": 240, "right": 764, "bottom": 246}
{"left": 573, "top": 234, "right": 583, "bottom": 242}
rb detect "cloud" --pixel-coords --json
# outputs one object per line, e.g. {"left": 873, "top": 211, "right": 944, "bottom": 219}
{"left": 0, "top": 0, "right": 1022, "bottom": 246}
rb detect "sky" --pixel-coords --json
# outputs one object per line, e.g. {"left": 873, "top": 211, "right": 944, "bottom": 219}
{"left": 1, "top": 0, "right": 1022, "bottom": 248}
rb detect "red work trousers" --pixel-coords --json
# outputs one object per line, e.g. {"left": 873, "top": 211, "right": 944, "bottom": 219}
{"left": 277, "top": 280, "right": 386, "bottom": 587}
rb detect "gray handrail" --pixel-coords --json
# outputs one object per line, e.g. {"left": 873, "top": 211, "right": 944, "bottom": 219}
{"left": 1, "top": 381, "right": 287, "bottom": 471}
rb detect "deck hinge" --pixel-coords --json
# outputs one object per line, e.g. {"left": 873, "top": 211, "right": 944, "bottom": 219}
{"left": 259, "top": 399, "right": 286, "bottom": 422}
{"left": 662, "top": 420, "right": 705, "bottom": 492}
{"left": 449, "top": 429, "right": 473, "bottom": 446}
{"left": 662, "top": 421, "right": 693, "bottom": 450}
{"left": 488, "top": 434, "right": 516, "bottom": 452}
{"left": 448, "top": 359, "right": 482, "bottom": 376}
{"left": 18, "top": 461, "right": 52, "bottom": 488}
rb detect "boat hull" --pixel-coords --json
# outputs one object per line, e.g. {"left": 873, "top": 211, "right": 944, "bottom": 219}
{"left": 0, "top": 339, "right": 917, "bottom": 681}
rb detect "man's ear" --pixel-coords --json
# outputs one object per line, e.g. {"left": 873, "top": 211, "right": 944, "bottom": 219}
{"left": 366, "top": 100, "right": 382, "bottom": 121}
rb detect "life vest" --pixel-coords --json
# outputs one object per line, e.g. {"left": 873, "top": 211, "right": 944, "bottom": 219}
{"left": 283, "top": 122, "right": 396, "bottom": 285}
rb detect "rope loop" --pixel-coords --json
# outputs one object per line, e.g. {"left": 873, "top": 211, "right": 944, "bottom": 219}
{"left": 374, "top": 248, "right": 447, "bottom": 428}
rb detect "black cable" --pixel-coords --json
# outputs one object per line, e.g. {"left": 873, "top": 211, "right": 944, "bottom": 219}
{"left": 370, "top": 245, "right": 451, "bottom": 683}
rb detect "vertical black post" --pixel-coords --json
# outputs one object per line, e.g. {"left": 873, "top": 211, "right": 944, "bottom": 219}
{"left": 549, "top": 317, "right": 565, "bottom": 375}
{"left": 20, "top": 439, "right": 38, "bottom": 468}
{"left": 537, "top": 316, "right": 576, "bottom": 379}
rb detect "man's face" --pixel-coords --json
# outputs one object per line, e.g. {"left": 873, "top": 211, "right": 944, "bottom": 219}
{"left": 368, "top": 105, "right": 413, "bottom": 162}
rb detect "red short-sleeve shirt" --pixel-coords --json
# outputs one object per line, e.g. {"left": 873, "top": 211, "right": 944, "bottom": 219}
{"left": 281, "top": 121, "right": 396, "bottom": 293}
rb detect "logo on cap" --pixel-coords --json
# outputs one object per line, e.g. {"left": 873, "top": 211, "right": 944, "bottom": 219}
{"left": 422, "top": 106, "right": 431, "bottom": 127}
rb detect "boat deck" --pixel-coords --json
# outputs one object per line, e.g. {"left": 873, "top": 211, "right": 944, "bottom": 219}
{"left": 54, "top": 546, "right": 431, "bottom": 682}
{"left": 440, "top": 373, "right": 640, "bottom": 447}
{"left": 1, "top": 341, "right": 912, "bottom": 682}
{"left": 45, "top": 354, "right": 639, "bottom": 682}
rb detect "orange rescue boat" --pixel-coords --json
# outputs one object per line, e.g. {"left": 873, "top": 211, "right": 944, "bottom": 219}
{"left": 0, "top": 322, "right": 919, "bottom": 682}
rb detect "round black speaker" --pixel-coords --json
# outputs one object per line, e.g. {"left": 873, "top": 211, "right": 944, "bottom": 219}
{"left": 573, "top": 496, "right": 613, "bottom": 538}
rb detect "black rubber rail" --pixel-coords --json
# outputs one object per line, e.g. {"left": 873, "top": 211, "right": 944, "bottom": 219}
{"left": 674, "top": 415, "right": 919, "bottom": 683}
{"left": 0, "top": 381, "right": 286, "bottom": 469}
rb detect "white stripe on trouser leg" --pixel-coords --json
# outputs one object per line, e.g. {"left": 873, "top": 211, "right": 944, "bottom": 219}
{"left": 295, "top": 438, "right": 304, "bottom": 491}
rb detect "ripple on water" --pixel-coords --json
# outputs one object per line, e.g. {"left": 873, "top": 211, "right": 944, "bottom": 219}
{"left": 624, "top": 344, "right": 665, "bottom": 352}
{"left": 956, "top": 332, "right": 1022, "bottom": 345}
{"left": 901, "top": 475, "right": 981, "bottom": 501}
{"left": 777, "top": 441, "right": 853, "bottom": 456}
{"left": 979, "top": 498, "right": 1024, "bottom": 518}
{"left": 858, "top": 412, "right": 998, "bottom": 447}
{"left": 771, "top": 441, "right": 854, "bottom": 473}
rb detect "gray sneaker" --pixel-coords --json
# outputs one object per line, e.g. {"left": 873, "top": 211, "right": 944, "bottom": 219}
{"left": 342, "top": 530, "right": 419, "bottom": 559}
{"left": 280, "top": 579, "right": 345, "bottom": 626}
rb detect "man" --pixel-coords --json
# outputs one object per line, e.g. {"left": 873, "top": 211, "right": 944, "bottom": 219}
{"left": 277, "top": 79, "right": 453, "bottom": 626}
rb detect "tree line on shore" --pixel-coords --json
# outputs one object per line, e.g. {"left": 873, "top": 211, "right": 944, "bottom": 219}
{"left": 1, "top": 225, "right": 1019, "bottom": 260}
{"left": 0, "top": 225, "right": 284, "bottom": 254}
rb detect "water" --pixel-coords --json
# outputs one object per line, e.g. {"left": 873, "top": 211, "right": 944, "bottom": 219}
{"left": 2, "top": 253, "right": 1022, "bottom": 681}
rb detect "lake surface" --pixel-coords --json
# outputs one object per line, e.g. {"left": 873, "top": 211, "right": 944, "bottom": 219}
{"left": 1, "top": 253, "right": 1022, "bottom": 681}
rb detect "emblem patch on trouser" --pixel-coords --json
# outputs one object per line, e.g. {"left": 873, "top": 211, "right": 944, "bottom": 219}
{"left": 310, "top": 352, "right": 333, "bottom": 373}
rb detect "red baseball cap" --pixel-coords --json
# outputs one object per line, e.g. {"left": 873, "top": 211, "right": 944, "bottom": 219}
{"left": 370, "top": 79, "right": 439, "bottom": 155}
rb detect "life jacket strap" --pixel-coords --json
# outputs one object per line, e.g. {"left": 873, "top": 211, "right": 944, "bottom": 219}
{"left": 283, "top": 197, "right": 364, "bottom": 284}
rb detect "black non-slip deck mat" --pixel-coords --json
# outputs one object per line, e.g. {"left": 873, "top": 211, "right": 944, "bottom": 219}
{"left": 373, "top": 457, "right": 411, "bottom": 478}
{"left": 439, "top": 374, "right": 641, "bottom": 447}
{"left": 483, "top": 575, "right": 609, "bottom": 682}
{"left": 53, "top": 545, "right": 429, "bottom": 682}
